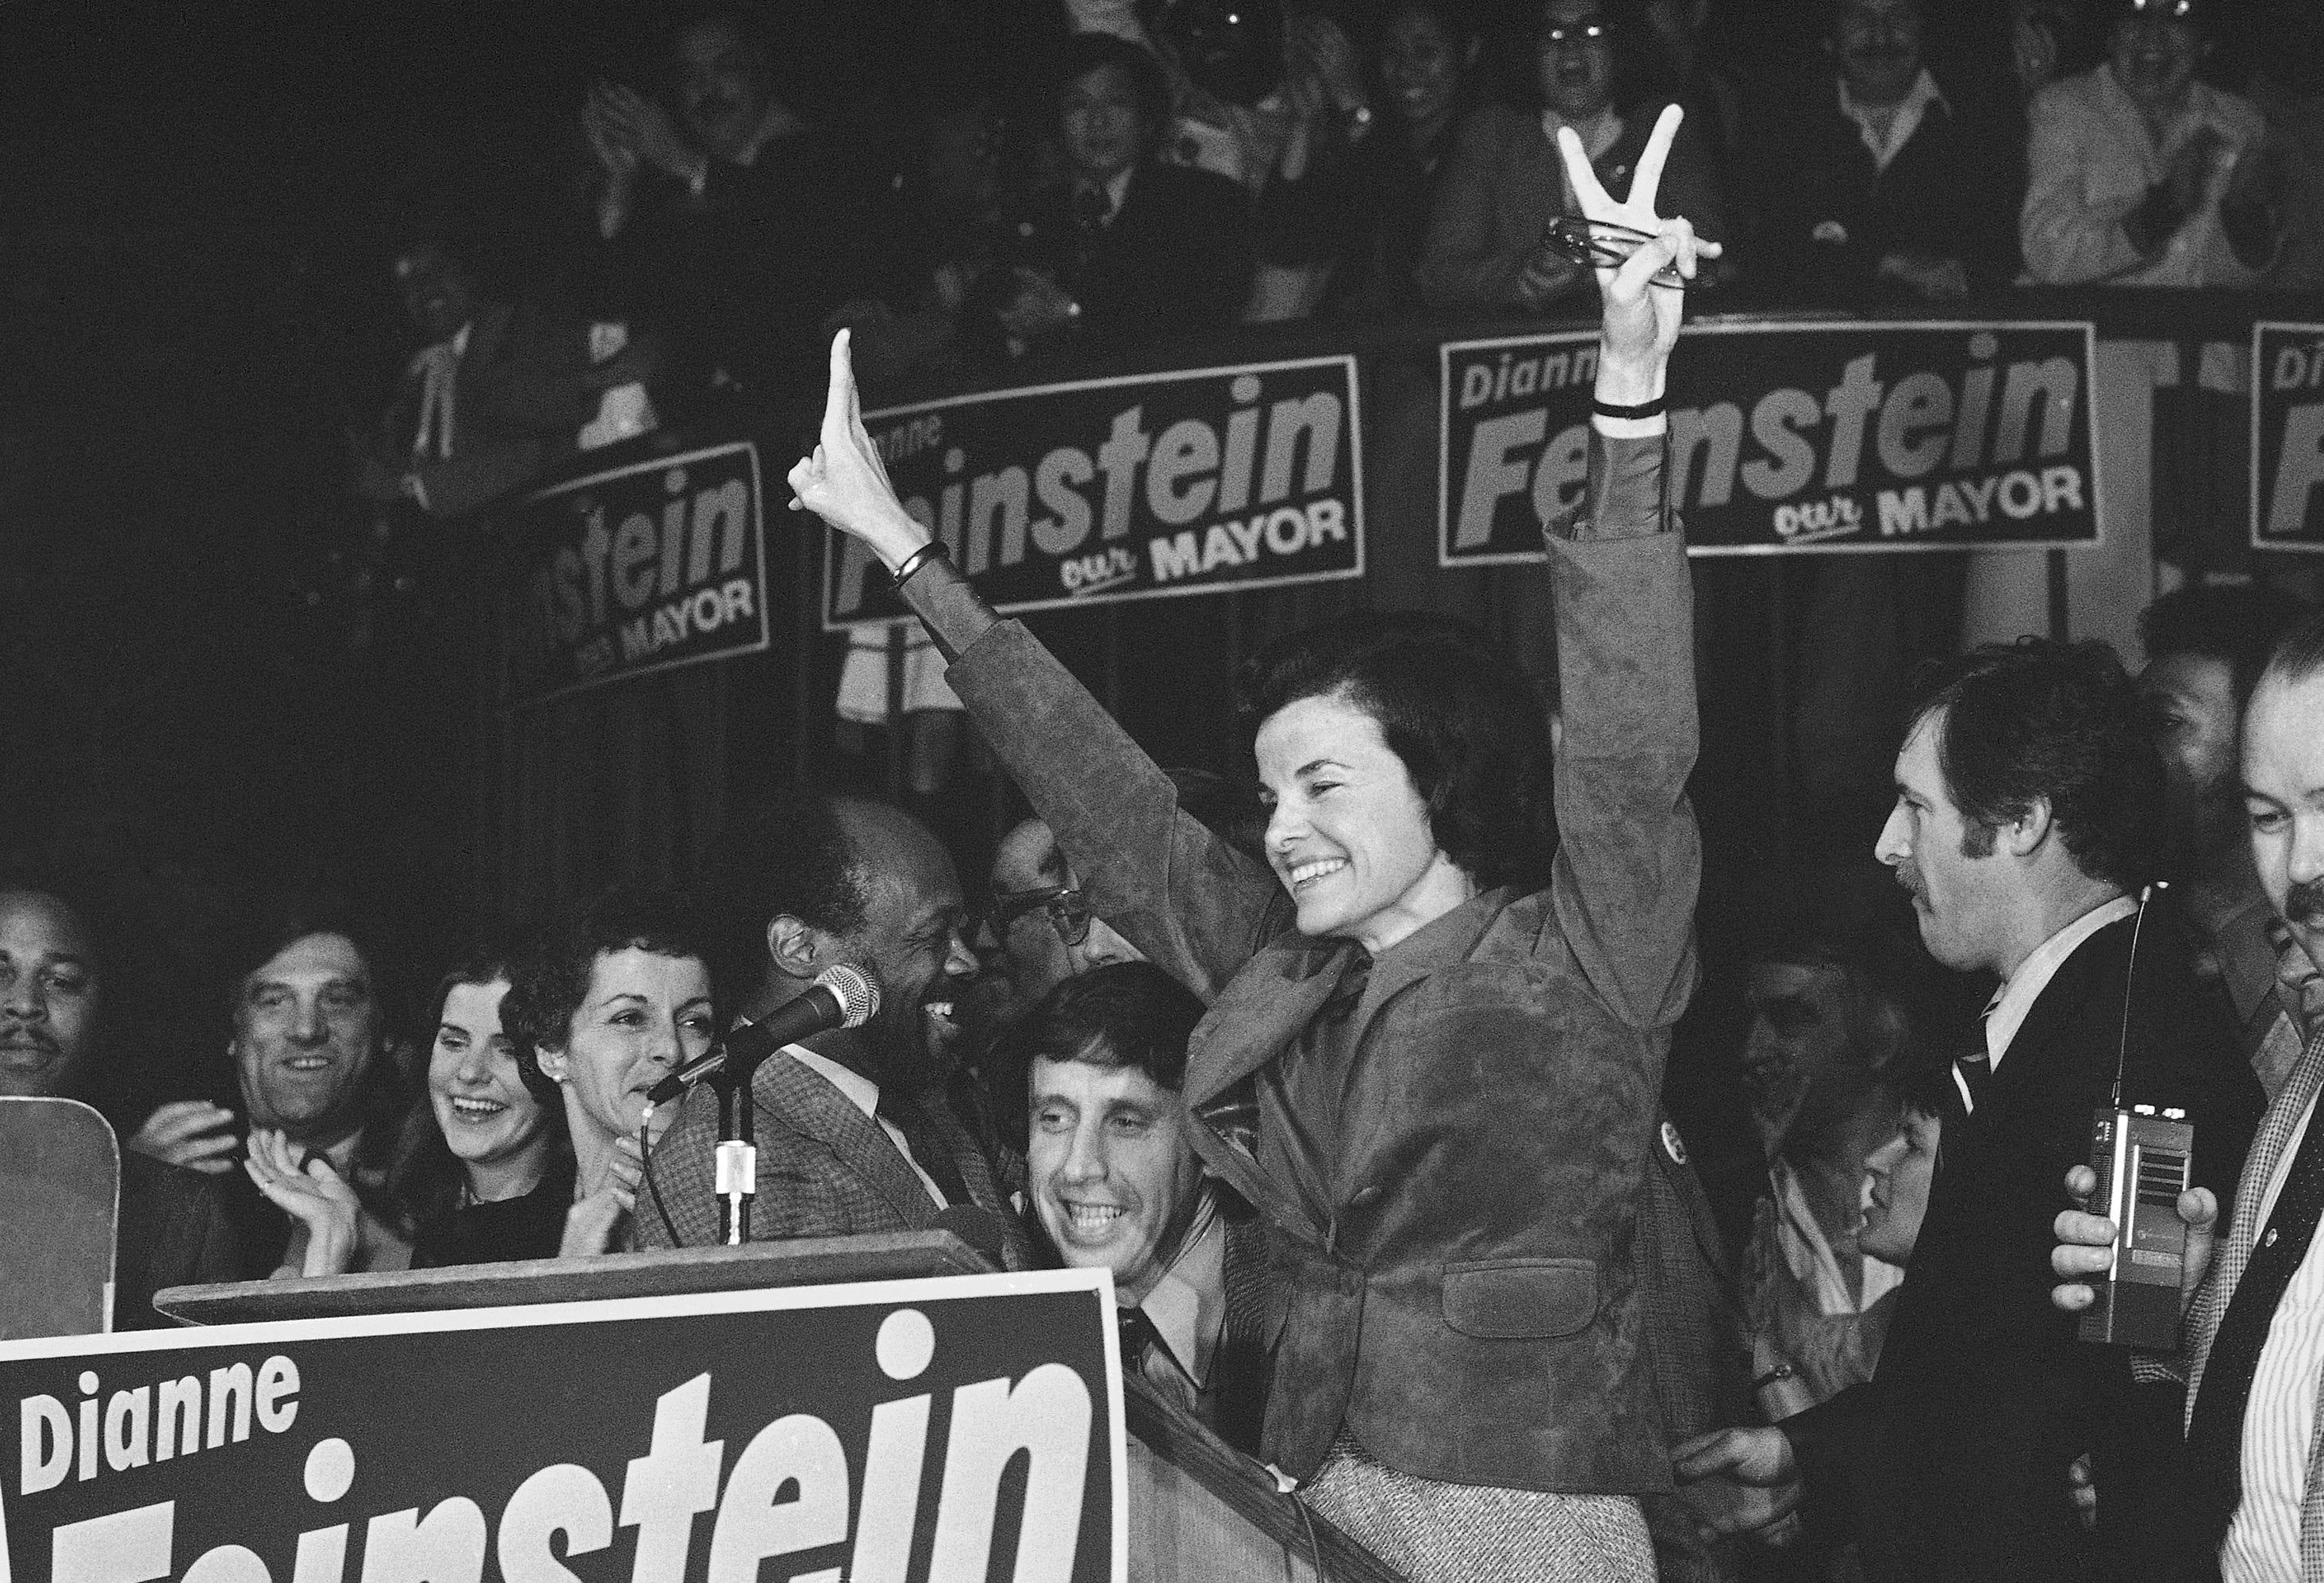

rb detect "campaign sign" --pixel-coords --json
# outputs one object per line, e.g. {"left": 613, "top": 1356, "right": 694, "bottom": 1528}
{"left": 823, "top": 357, "right": 1363, "bottom": 628}
{"left": 2252, "top": 323, "right": 2324, "bottom": 551}
{"left": 503, "top": 443, "right": 769, "bottom": 707}
{"left": 1440, "top": 321, "right": 2102, "bottom": 562}
{"left": 0, "top": 1271, "right": 1124, "bottom": 1583}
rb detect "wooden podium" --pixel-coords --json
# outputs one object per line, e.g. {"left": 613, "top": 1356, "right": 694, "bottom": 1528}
{"left": 154, "top": 1230, "right": 986, "bottom": 1325}
{"left": 156, "top": 1235, "right": 1402, "bottom": 1582}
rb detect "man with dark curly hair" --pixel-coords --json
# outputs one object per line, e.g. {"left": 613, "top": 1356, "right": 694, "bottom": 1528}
{"left": 1681, "top": 636, "right": 2264, "bottom": 1579}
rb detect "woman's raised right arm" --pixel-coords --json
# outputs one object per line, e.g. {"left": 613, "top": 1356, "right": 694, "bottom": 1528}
{"left": 790, "top": 335, "right": 1282, "bottom": 998}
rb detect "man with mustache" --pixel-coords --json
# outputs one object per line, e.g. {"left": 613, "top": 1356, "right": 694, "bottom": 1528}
{"left": 582, "top": 12, "right": 903, "bottom": 406}
{"left": 2022, "top": 0, "right": 2285, "bottom": 286}
{"left": 1679, "top": 638, "right": 2261, "bottom": 1579}
{"left": 2, "top": 879, "right": 240, "bottom": 1327}
{"left": 2053, "top": 615, "right": 2324, "bottom": 1578}
{"left": 2139, "top": 584, "right": 2316, "bottom": 1100}
{"left": 638, "top": 789, "right": 1032, "bottom": 1266}
{"left": 1748, "top": 0, "right": 2021, "bottom": 304}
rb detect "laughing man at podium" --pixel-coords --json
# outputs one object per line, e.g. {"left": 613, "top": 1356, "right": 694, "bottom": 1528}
{"left": 639, "top": 790, "right": 1033, "bottom": 1266}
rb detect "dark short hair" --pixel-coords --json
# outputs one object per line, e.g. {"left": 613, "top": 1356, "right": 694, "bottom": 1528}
{"left": 1010, "top": 961, "right": 1206, "bottom": 1095}
{"left": 503, "top": 886, "right": 716, "bottom": 1092}
{"left": 2254, "top": 609, "right": 2324, "bottom": 699}
{"left": 1054, "top": 33, "right": 1172, "bottom": 136}
{"left": 699, "top": 790, "right": 868, "bottom": 995}
{"left": 1896, "top": 1051, "right": 1957, "bottom": 1124}
{"left": 2141, "top": 583, "right": 2314, "bottom": 711}
{"left": 1906, "top": 638, "right": 2163, "bottom": 892}
{"left": 1165, "top": 767, "right": 1271, "bottom": 866}
{"left": 1238, "top": 611, "right": 1556, "bottom": 893}
{"left": 225, "top": 902, "right": 380, "bottom": 1010}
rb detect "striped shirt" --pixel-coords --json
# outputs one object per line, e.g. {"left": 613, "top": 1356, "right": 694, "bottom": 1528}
{"left": 2223, "top": 1085, "right": 2324, "bottom": 1582}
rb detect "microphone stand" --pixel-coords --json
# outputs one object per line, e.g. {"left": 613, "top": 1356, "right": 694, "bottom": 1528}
{"left": 709, "top": 1062, "right": 755, "bottom": 1245}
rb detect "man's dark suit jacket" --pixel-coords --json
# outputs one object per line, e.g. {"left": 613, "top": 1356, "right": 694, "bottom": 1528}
{"left": 1745, "top": 77, "right": 2022, "bottom": 305}
{"left": 1782, "top": 907, "right": 2262, "bottom": 1581}
{"left": 115, "top": 1153, "right": 240, "bottom": 1331}
{"left": 636, "top": 1049, "right": 1033, "bottom": 1269}
{"left": 1039, "top": 160, "right": 1252, "bottom": 357}
{"left": 371, "top": 301, "right": 600, "bottom": 520}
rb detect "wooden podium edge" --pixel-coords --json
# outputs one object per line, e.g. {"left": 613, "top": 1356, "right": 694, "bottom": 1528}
{"left": 153, "top": 1230, "right": 991, "bottom": 1327}
{"left": 1122, "top": 1377, "right": 1409, "bottom": 1583}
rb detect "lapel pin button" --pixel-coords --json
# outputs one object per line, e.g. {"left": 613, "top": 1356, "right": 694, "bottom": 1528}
{"left": 2268, "top": 1227, "right": 2281, "bottom": 1247}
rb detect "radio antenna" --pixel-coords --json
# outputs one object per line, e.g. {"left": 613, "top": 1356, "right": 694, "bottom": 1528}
{"left": 2111, "top": 882, "right": 2162, "bottom": 1111}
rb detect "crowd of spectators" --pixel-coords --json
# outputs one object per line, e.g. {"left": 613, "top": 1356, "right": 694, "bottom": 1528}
{"left": 335, "top": 0, "right": 2324, "bottom": 528}
{"left": 14, "top": 2, "right": 2324, "bottom": 1581}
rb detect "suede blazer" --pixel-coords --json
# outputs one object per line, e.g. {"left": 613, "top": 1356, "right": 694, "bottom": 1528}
{"left": 636, "top": 1050, "right": 1035, "bottom": 1269}
{"left": 930, "top": 430, "right": 1700, "bottom": 1494}
{"left": 1782, "top": 909, "right": 2262, "bottom": 1581}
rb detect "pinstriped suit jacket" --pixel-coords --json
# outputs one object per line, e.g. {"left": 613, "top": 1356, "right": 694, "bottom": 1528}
{"left": 2184, "top": 1028, "right": 2324, "bottom": 1579}
{"left": 634, "top": 1049, "right": 1035, "bottom": 1268}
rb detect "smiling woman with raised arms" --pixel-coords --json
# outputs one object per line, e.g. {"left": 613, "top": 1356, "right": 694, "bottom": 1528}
{"left": 793, "top": 109, "right": 1715, "bottom": 1582}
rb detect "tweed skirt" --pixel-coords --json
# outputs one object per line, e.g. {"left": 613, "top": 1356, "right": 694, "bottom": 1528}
{"left": 1298, "top": 1431, "right": 1657, "bottom": 1583}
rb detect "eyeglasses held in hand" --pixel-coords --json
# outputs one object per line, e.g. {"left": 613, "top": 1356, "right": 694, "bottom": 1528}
{"left": 1540, "top": 215, "right": 1710, "bottom": 291}
{"left": 981, "top": 884, "right": 1093, "bottom": 947}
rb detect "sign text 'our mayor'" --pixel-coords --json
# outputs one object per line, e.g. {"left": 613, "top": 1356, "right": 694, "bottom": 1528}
{"left": 1441, "top": 321, "right": 2101, "bottom": 561}
{"left": 824, "top": 357, "right": 1362, "bottom": 628}
{"left": 504, "top": 441, "right": 769, "bottom": 707}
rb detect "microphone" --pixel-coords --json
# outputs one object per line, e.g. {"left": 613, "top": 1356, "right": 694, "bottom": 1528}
{"left": 644, "top": 964, "right": 879, "bottom": 1107}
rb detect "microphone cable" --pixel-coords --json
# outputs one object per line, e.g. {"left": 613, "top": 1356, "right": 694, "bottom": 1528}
{"left": 641, "top": 1112, "right": 684, "bottom": 1248}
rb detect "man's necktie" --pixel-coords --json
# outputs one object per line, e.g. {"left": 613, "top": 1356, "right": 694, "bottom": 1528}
{"left": 1071, "top": 181, "right": 1112, "bottom": 233}
{"left": 1120, "top": 1304, "right": 1162, "bottom": 1371}
{"left": 1951, "top": 1047, "right": 1990, "bottom": 1120}
{"left": 410, "top": 340, "right": 459, "bottom": 459}
{"left": 2185, "top": 1101, "right": 2324, "bottom": 1546}
{"left": 875, "top": 1087, "right": 973, "bottom": 1210}
{"left": 1951, "top": 997, "right": 1999, "bottom": 1120}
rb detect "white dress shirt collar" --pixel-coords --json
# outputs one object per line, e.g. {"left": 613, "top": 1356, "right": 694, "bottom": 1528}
{"left": 783, "top": 1044, "right": 950, "bottom": 1208}
{"left": 1984, "top": 894, "right": 2138, "bottom": 1070}
{"left": 1839, "top": 67, "right": 1947, "bottom": 172}
{"left": 1134, "top": 1187, "right": 1225, "bottom": 1389}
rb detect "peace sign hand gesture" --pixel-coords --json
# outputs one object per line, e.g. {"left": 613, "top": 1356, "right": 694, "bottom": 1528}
{"left": 1555, "top": 103, "right": 1719, "bottom": 403}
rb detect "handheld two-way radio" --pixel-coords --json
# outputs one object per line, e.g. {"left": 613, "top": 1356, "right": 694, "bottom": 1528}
{"left": 2079, "top": 884, "right": 2196, "bottom": 1350}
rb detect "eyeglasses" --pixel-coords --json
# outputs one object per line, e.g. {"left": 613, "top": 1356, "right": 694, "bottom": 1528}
{"left": 1539, "top": 22, "right": 1608, "bottom": 48}
{"left": 981, "top": 884, "right": 1094, "bottom": 947}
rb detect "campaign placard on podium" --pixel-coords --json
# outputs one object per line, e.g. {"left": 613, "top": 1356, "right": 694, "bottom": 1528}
{"left": 0, "top": 1269, "right": 1124, "bottom": 1583}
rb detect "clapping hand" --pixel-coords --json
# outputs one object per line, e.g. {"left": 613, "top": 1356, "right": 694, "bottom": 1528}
{"left": 244, "top": 1128, "right": 360, "bottom": 1278}
{"left": 561, "top": 1132, "right": 647, "bottom": 1257}
{"left": 586, "top": 83, "right": 703, "bottom": 188}
{"left": 129, "top": 1098, "right": 241, "bottom": 1174}
{"left": 1553, "top": 102, "right": 1719, "bottom": 399}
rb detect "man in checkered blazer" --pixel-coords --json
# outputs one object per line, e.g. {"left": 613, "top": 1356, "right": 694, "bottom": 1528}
{"left": 638, "top": 790, "right": 1033, "bottom": 1268}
